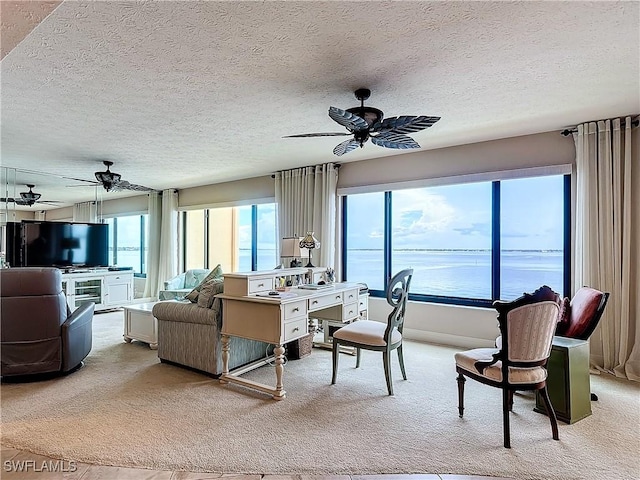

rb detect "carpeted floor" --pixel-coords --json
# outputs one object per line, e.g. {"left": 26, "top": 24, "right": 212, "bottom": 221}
{"left": 1, "top": 310, "right": 639, "bottom": 480}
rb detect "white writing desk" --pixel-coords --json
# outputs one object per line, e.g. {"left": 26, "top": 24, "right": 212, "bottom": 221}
{"left": 217, "top": 272, "right": 360, "bottom": 400}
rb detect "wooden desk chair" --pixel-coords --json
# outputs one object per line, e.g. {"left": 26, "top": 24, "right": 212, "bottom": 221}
{"left": 331, "top": 268, "right": 413, "bottom": 396}
{"left": 455, "top": 285, "right": 561, "bottom": 448}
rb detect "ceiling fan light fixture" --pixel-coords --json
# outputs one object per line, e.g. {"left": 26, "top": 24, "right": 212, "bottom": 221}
{"left": 346, "top": 106, "right": 384, "bottom": 128}
{"left": 95, "top": 161, "right": 121, "bottom": 190}
{"left": 20, "top": 185, "right": 41, "bottom": 203}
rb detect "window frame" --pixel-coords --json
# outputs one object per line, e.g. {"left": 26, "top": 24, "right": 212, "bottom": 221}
{"left": 107, "top": 214, "right": 148, "bottom": 278}
{"left": 341, "top": 174, "right": 571, "bottom": 307}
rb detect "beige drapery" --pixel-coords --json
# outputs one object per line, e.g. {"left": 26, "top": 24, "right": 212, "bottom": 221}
{"left": 274, "top": 163, "right": 338, "bottom": 270}
{"left": 573, "top": 116, "right": 639, "bottom": 380}
{"left": 143, "top": 189, "right": 178, "bottom": 299}
{"left": 72, "top": 201, "right": 98, "bottom": 223}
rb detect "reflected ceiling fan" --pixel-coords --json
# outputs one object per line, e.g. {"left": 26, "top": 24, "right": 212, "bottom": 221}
{"left": 65, "top": 161, "right": 154, "bottom": 192}
{"left": 284, "top": 88, "right": 441, "bottom": 156}
{"left": 0, "top": 184, "right": 64, "bottom": 207}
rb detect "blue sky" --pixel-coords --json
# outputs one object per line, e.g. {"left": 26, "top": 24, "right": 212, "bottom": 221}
{"left": 347, "top": 175, "right": 564, "bottom": 251}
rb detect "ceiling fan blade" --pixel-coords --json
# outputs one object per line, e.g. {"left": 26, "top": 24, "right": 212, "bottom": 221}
{"left": 0, "top": 197, "right": 17, "bottom": 203}
{"left": 371, "top": 132, "right": 421, "bottom": 150}
{"left": 329, "top": 107, "right": 369, "bottom": 132}
{"left": 372, "top": 115, "right": 440, "bottom": 135}
{"left": 116, "top": 180, "right": 154, "bottom": 192}
{"left": 61, "top": 175, "right": 101, "bottom": 185}
{"left": 283, "top": 132, "right": 350, "bottom": 138}
{"left": 333, "top": 138, "right": 360, "bottom": 156}
{"left": 37, "top": 200, "right": 65, "bottom": 205}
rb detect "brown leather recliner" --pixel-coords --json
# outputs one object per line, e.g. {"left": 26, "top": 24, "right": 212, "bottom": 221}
{"left": 1, "top": 267, "right": 94, "bottom": 377}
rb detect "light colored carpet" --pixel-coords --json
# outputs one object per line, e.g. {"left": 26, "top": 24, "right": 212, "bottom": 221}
{"left": 1, "top": 311, "right": 639, "bottom": 480}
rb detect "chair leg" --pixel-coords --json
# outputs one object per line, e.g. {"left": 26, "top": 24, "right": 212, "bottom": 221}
{"left": 383, "top": 349, "right": 393, "bottom": 395}
{"left": 502, "top": 388, "right": 511, "bottom": 448}
{"left": 539, "top": 385, "right": 559, "bottom": 441}
{"left": 456, "top": 373, "right": 465, "bottom": 417}
{"left": 397, "top": 344, "right": 407, "bottom": 380}
{"left": 356, "top": 347, "right": 361, "bottom": 368}
{"left": 508, "top": 390, "right": 514, "bottom": 411}
{"left": 331, "top": 338, "right": 339, "bottom": 385}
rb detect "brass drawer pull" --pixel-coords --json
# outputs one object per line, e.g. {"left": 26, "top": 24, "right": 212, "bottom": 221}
{"left": 292, "top": 307, "right": 299, "bottom": 312}
{"left": 312, "top": 300, "right": 318, "bottom": 305}
{"left": 292, "top": 327, "right": 299, "bottom": 332}
{"left": 336, "top": 295, "right": 341, "bottom": 299}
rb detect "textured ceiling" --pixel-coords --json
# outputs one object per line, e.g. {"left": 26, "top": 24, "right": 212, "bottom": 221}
{"left": 1, "top": 1, "right": 639, "bottom": 209}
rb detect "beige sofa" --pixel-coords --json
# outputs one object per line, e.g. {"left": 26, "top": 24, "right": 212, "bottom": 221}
{"left": 152, "top": 290, "right": 268, "bottom": 377}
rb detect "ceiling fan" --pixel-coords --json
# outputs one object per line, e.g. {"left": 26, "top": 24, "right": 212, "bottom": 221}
{"left": 64, "top": 161, "right": 154, "bottom": 192}
{"left": 0, "top": 184, "right": 64, "bottom": 207}
{"left": 284, "top": 88, "right": 441, "bottom": 156}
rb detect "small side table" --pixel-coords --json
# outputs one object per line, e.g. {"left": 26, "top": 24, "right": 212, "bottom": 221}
{"left": 535, "top": 336, "right": 591, "bottom": 424}
{"left": 123, "top": 302, "right": 158, "bottom": 350}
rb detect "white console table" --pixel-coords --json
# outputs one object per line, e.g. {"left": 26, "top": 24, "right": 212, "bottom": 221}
{"left": 61, "top": 269, "right": 134, "bottom": 312}
{"left": 217, "top": 269, "right": 360, "bottom": 400}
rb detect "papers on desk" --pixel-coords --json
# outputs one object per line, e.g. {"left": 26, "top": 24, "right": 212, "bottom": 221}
{"left": 253, "top": 291, "right": 298, "bottom": 299}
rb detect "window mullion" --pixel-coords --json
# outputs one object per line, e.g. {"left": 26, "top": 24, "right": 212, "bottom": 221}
{"left": 251, "top": 205, "right": 258, "bottom": 270}
{"left": 491, "top": 181, "right": 501, "bottom": 301}
{"left": 384, "top": 191, "right": 392, "bottom": 286}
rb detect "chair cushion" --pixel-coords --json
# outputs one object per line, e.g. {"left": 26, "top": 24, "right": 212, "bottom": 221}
{"left": 559, "top": 287, "right": 604, "bottom": 338}
{"left": 455, "top": 348, "right": 547, "bottom": 384}
{"left": 185, "top": 265, "right": 224, "bottom": 303}
{"left": 332, "top": 320, "right": 401, "bottom": 347}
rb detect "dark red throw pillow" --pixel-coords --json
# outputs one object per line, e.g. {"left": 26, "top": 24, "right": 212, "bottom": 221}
{"left": 561, "top": 288, "right": 604, "bottom": 339}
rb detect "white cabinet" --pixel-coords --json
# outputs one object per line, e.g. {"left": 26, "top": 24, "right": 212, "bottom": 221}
{"left": 62, "top": 270, "right": 133, "bottom": 312}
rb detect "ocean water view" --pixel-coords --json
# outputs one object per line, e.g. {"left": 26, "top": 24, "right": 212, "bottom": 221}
{"left": 240, "top": 249, "right": 564, "bottom": 301}
{"left": 118, "top": 248, "right": 563, "bottom": 302}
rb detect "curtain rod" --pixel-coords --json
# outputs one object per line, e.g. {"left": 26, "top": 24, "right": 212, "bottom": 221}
{"left": 560, "top": 118, "right": 639, "bottom": 136}
{"left": 271, "top": 163, "right": 341, "bottom": 179}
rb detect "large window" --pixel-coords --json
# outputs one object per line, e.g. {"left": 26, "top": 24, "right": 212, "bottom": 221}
{"left": 182, "top": 203, "right": 277, "bottom": 273}
{"left": 106, "top": 214, "right": 148, "bottom": 276}
{"left": 343, "top": 174, "right": 569, "bottom": 307}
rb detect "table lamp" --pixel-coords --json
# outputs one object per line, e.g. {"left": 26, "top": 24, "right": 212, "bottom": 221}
{"left": 280, "top": 236, "right": 306, "bottom": 267}
{"left": 299, "top": 232, "right": 320, "bottom": 268}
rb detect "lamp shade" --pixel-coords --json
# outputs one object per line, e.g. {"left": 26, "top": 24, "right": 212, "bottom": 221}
{"left": 280, "top": 237, "right": 302, "bottom": 258}
{"left": 299, "top": 232, "right": 320, "bottom": 250}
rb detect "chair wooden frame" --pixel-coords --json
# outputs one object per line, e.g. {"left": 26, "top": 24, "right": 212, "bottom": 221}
{"left": 456, "top": 285, "right": 561, "bottom": 448}
{"left": 331, "top": 268, "right": 413, "bottom": 395}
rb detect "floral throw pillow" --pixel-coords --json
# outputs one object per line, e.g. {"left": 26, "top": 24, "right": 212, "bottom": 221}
{"left": 185, "top": 264, "right": 224, "bottom": 303}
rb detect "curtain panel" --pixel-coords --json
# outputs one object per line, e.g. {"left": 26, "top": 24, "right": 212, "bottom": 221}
{"left": 143, "top": 189, "right": 179, "bottom": 299}
{"left": 73, "top": 201, "right": 98, "bottom": 223}
{"left": 275, "top": 163, "right": 338, "bottom": 270}
{"left": 573, "top": 116, "right": 639, "bottom": 380}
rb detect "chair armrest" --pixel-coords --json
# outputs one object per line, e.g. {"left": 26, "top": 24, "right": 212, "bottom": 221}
{"left": 61, "top": 303, "right": 94, "bottom": 372}
{"left": 164, "top": 273, "right": 186, "bottom": 290}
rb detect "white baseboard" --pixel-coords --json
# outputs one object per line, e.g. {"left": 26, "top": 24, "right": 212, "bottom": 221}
{"left": 403, "top": 327, "right": 495, "bottom": 349}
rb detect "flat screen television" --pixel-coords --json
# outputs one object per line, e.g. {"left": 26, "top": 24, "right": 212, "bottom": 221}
{"left": 22, "top": 221, "right": 109, "bottom": 268}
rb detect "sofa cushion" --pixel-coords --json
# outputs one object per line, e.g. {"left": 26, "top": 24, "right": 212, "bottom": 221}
{"left": 186, "top": 264, "right": 224, "bottom": 303}
{"left": 197, "top": 278, "right": 224, "bottom": 309}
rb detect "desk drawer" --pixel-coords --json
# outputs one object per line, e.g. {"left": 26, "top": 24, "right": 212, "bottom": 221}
{"left": 342, "top": 302, "right": 359, "bottom": 321}
{"left": 283, "top": 317, "right": 308, "bottom": 342}
{"left": 248, "top": 277, "right": 273, "bottom": 294}
{"left": 309, "top": 291, "right": 343, "bottom": 311}
{"left": 283, "top": 300, "right": 307, "bottom": 320}
{"left": 344, "top": 288, "right": 358, "bottom": 304}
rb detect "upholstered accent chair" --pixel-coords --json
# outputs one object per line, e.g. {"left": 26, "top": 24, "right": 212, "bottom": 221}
{"left": 159, "top": 268, "right": 211, "bottom": 300}
{"left": 1, "top": 267, "right": 94, "bottom": 378}
{"left": 455, "top": 285, "right": 561, "bottom": 448}
{"left": 331, "top": 268, "right": 413, "bottom": 396}
{"left": 556, "top": 286, "right": 609, "bottom": 401}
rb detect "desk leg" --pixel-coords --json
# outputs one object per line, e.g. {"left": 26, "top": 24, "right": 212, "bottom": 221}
{"left": 273, "top": 344, "right": 286, "bottom": 400}
{"left": 220, "top": 334, "right": 230, "bottom": 384}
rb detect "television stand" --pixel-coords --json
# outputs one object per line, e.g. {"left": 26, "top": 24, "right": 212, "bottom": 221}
{"left": 61, "top": 270, "right": 133, "bottom": 312}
